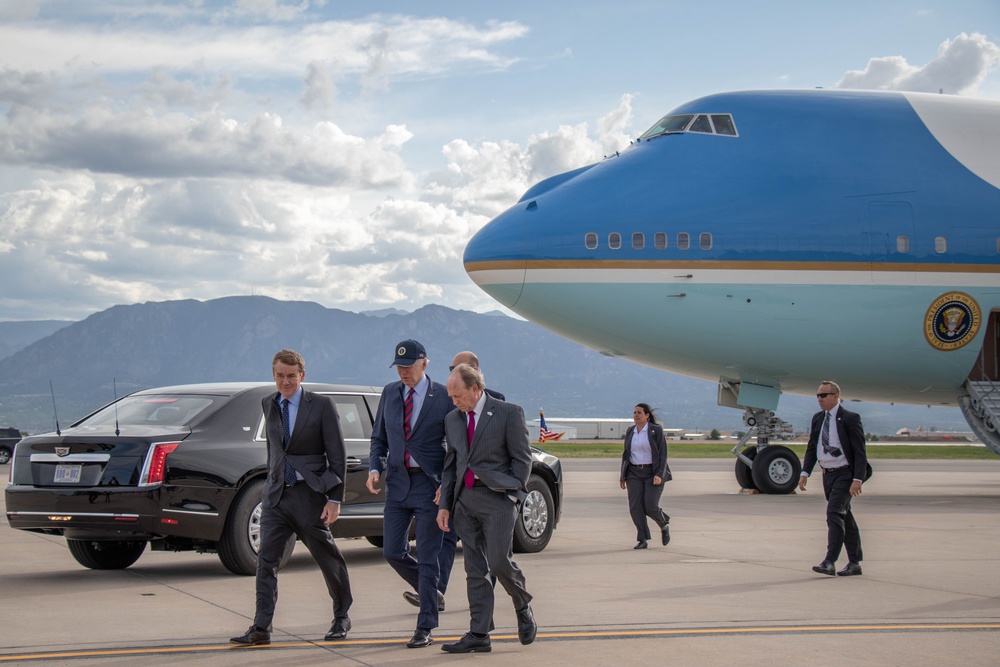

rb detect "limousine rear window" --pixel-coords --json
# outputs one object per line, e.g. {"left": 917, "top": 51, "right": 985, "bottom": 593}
{"left": 639, "top": 113, "right": 738, "bottom": 139}
{"left": 83, "top": 395, "right": 217, "bottom": 428}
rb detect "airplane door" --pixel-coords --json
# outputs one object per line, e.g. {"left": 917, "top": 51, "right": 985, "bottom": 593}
{"left": 867, "top": 201, "right": 915, "bottom": 285}
{"left": 969, "top": 311, "right": 1000, "bottom": 382}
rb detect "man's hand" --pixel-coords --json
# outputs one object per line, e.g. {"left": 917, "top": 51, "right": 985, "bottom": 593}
{"left": 321, "top": 501, "right": 341, "bottom": 525}
{"left": 653, "top": 475, "right": 663, "bottom": 486}
{"left": 620, "top": 481, "right": 626, "bottom": 490}
{"left": 850, "top": 480, "right": 862, "bottom": 497}
{"left": 434, "top": 486, "right": 441, "bottom": 506}
{"left": 366, "top": 471, "right": 381, "bottom": 494}
{"left": 798, "top": 475, "right": 808, "bottom": 492}
{"left": 437, "top": 509, "right": 451, "bottom": 532}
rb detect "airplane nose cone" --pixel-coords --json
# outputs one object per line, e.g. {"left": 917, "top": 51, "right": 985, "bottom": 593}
{"left": 463, "top": 203, "right": 528, "bottom": 308}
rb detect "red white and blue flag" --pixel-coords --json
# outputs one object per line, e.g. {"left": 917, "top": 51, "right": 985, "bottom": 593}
{"left": 539, "top": 410, "right": 564, "bottom": 442}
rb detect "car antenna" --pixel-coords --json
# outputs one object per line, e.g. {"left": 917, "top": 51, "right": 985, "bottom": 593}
{"left": 49, "top": 379, "right": 61, "bottom": 436}
{"left": 113, "top": 378, "right": 121, "bottom": 436}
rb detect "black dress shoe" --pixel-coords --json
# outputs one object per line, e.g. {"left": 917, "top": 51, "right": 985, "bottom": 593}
{"left": 661, "top": 525, "right": 671, "bottom": 546}
{"left": 516, "top": 604, "right": 537, "bottom": 645}
{"left": 811, "top": 560, "right": 836, "bottom": 576}
{"left": 230, "top": 625, "right": 270, "bottom": 646}
{"left": 634, "top": 540, "right": 648, "bottom": 550}
{"left": 403, "top": 589, "right": 446, "bottom": 611}
{"left": 324, "top": 617, "right": 351, "bottom": 640}
{"left": 441, "top": 632, "right": 492, "bottom": 653}
{"left": 406, "top": 628, "right": 433, "bottom": 648}
{"left": 837, "top": 561, "right": 863, "bottom": 576}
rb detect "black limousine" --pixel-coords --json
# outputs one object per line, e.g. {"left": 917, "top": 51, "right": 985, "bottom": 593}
{"left": 5, "top": 382, "right": 563, "bottom": 574}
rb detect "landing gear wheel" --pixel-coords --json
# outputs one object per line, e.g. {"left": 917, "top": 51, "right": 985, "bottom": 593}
{"left": 735, "top": 446, "right": 758, "bottom": 490}
{"left": 750, "top": 445, "right": 801, "bottom": 494}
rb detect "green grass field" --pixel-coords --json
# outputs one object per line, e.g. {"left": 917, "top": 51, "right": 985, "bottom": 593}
{"left": 533, "top": 440, "right": 997, "bottom": 460}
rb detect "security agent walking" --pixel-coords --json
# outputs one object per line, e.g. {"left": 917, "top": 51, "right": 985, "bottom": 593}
{"left": 231, "top": 349, "right": 353, "bottom": 646}
{"left": 437, "top": 363, "right": 536, "bottom": 654}
{"left": 620, "top": 403, "right": 672, "bottom": 550}
{"left": 799, "top": 381, "right": 870, "bottom": 577}
{"left": 367, "top": 340, "right": 454, "bottom": 649}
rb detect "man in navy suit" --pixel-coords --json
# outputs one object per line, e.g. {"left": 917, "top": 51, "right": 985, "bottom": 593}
{"left": 799, "top": 380, "right": 871, "bottom": 577}
{"left": 230, "top": 349, "right": 353, "bottom": 646}
{"left": 368, "top": 340, "right": 453, "bottom": 649}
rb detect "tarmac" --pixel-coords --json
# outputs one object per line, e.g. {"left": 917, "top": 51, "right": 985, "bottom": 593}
{"left": 1, "top": 458, "right": 999, "bottom": 666}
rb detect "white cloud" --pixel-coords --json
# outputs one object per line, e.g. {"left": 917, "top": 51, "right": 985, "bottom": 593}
{"left": 836, "top": 32, "right": 1000, "bottom": 95}
{"left": 0, "top": 107, "right": 414, "bottom": 188}
{"left": 0, "top": 16, "right": 527, "bottom": 81}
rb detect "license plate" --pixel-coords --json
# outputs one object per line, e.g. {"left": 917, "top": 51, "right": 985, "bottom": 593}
{"left": 54, "top": 464, "right": 82, "bottom": 484}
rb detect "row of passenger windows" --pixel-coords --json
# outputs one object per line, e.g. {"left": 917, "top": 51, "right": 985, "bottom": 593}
{"left": 586, "top": 232, "right": 713, "bottom": 251}
{"left": 585, "top": 233, "right": 992, "bottom": 254}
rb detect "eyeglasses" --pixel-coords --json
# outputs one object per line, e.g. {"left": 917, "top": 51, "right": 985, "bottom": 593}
{"left": 816, "top": 392, "right": 838, "bottom": 398}
{"left": 449, "top": 366, "right": 456, "bottom": 372}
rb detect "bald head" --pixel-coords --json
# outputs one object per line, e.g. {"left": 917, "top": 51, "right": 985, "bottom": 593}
{"left": 450, "top": 351, "right": 479, "bottom": 371}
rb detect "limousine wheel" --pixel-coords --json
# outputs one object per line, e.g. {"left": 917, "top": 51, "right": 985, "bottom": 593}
{"left": 219, "top": 479, "right": 295, "bottom": 575}
{"left": 513, "top": 475, "right": 554, "bottom": 553}
{"left": 67, "top": 539, "right": 146, "bottom": 570}
{"left": 0, "top": 447, "right": 11, "bottom": 465}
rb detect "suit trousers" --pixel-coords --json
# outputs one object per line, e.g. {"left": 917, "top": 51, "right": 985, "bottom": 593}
{"left": 382, "top": 471, "right": 445, "bottom": 630}
{"left": 254, "top": 483, "right": 353, "bottom": 630}
{"left": 625, "top": 463, "right": 670, "bottom": 542}
{"left": 438, "top": 518, "right": 459, "bottom": 594}
{"left": 821, "top": 467, "right": 863, "bottom": 563}
{"left": 454, "top": 485, "right": 532, "bottom": 635}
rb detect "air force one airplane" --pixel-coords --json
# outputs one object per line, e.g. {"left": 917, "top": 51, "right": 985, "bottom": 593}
{"left": 463, "top": 89, "right": 1000, "bottom": 494}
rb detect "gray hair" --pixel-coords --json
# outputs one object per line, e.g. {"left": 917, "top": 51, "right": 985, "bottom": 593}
{"left": 451, "top": 363, "right": 485, "bottom": 391}
{"left": 819, "top": 380, "right": 841, "bottom": 395}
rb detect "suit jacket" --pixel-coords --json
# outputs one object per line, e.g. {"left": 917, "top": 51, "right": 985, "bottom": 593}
{"left": 440, "top": 394, "right": 531, "bottom": 512}
{"left": 260, "top": 389, "right": 346, "bottom": 509}
{"left": 485, "top": 387, "right": 505, "bottom": 401}
{"left": 802, "top": 404, "right": 871, "bottom": 481}
{"left": 620, "top": 422, "right": 673, "bottom": 483}
{"left": 369, "top": 376, "right": 452, "bottom": 496}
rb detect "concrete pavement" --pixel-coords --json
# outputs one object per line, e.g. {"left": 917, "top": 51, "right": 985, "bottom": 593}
{"left": 1, "top": 458, "right": 999, "bottom": 665}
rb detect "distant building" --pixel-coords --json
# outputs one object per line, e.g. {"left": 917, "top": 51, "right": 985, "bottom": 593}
{"left": 529, "top": 418, "right": 685, "bottom": 440}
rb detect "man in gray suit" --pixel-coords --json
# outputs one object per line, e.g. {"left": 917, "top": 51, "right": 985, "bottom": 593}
{"left": 230, "top": 349, "right": 353, "bottom": 646}
{"left": 437, "top": 364, "right": 536, "bottom": 653}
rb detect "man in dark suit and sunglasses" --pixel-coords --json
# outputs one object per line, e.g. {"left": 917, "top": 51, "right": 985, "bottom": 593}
{"left": 799, "top": 380, "right": 871, "bottom": 577}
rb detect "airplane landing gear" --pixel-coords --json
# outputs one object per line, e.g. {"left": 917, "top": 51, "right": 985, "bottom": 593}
{"left": 731, "top": 407, "right": 801, "bottom": 494}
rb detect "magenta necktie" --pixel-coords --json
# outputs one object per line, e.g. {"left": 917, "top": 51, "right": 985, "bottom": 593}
{"left": 403, "top": 388, "right": 413, "bottom": 468}
{"left": 464, "top": 410, "right": 475, "bottom": 488}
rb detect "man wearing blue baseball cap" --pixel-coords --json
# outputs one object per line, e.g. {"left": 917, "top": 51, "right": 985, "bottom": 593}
{"left": 368, "top": 340, "right": 453, "bottom": 649}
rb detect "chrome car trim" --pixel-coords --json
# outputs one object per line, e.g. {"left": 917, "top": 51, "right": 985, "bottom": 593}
{"left": 7, "top": 511, "right": 140, "bottom": 518}
{"left": 161, "top": 508, "right": 220, "bottom": 516}
{"left": 30, "top": 453, "right": 111, "bottom": 463}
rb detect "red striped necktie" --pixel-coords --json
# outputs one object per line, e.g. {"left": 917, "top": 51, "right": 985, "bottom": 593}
{"left": 403, "top": 388, "right": 413, "bottom": 468}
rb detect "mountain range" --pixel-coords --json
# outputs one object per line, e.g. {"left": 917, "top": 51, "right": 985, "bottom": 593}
{"left": 0, "top": 296, "right": 969, "bottom": 436}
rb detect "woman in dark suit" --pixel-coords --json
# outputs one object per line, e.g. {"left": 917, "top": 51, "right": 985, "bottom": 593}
{"left": 620, "top": 403, "right": 672, "bottom": 549}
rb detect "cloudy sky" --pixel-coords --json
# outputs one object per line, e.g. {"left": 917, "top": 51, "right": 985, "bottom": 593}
{"left": 0, "top": 1, "right": 998, "bottom": 322}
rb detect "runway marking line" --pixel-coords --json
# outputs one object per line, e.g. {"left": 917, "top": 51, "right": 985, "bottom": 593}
{"left": 2, "top": 623, "right": 999, "bottom": 661}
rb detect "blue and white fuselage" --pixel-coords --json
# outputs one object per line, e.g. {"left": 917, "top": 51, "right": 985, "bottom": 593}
{"left": 465, "top": 90, "right": 1000, "bottom": 439}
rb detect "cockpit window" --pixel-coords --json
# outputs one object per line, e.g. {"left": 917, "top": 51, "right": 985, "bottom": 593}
{"left": 688, "top": 115, "right": 712, "bottom": 133}
{"left": 639, "top": 113, "right": 738, "bottom": 139}
{"left": 711, "top": 115, "right": 737, "bottom": 135}
{"left": 639, "top": 114, "right": 694, "bottom": 139}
